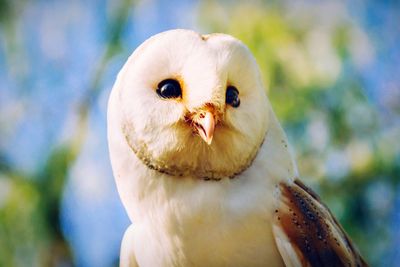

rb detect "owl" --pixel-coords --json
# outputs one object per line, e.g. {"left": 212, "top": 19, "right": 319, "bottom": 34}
{"left": 107, "top": 29, "right": 367, "bottom": 267}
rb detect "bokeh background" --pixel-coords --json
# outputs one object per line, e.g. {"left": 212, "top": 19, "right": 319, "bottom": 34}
{"left": 0, "top": 0, "right": 399, "bottom": 266}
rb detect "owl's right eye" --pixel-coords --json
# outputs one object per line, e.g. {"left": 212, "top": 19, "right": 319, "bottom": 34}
{"left": 156, "top": 79, "right": 182, "bottom": 99}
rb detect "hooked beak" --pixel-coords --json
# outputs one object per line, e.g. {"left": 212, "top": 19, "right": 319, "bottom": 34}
{"left": 194, "top": 111, "right": 215, "bottom": 145}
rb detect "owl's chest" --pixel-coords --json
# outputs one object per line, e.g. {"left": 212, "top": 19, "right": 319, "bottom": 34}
{"left": 132, "top": 181, "right": 284, "bottom": 267}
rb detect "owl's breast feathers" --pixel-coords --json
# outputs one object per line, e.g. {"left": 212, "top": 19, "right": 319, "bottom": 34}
{"left": 273, "top": 179, "right": 368, "bottom": 267}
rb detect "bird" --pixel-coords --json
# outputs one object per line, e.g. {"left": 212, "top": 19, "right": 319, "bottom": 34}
{"left": 107, "top": 29, "right": 368, "bottom": 267}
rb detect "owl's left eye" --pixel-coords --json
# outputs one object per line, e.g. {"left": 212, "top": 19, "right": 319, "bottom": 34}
{"left": 157, "top": 79, "right": 182, "bottom": 99}
{"left": 226, "top": 86, "right": 240, "bottom": 108}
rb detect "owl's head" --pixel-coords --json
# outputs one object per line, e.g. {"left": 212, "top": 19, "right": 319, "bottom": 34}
{"left": 109, "top": 29, "right": 270, "bottom": 179}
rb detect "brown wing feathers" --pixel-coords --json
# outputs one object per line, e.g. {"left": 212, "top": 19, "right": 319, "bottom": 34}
{"left": 274, "top": 179, "right": 368, "bottom": 267}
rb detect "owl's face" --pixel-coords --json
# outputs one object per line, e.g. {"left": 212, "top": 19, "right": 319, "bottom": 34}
{"left": 115, "top": 29, "right": 269, "bottom": 179}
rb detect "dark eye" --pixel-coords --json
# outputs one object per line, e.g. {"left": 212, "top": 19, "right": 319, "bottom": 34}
{"left": 157, "top": 79, "right": 182, "bottom": 99}
{"left": 226, "top": 86, "right": 240, "bottom": 108}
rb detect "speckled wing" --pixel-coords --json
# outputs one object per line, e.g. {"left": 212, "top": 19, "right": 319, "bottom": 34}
{"left": 272, "top": 179, "right": 368, "bottom": 267}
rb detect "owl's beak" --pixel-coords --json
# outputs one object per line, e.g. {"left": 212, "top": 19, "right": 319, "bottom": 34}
{"left": 194, "top": 111, "right": 215, "bottom": 145}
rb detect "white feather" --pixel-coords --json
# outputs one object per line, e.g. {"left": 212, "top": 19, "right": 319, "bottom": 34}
{"left": 120, "top": 224, "right": 139, "bottom": 267}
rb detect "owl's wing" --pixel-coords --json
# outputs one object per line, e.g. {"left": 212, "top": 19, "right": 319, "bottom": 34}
{"left": 272, "top": 179, "right": 368, "bottom": 267}
{"left": 120, "top": 224, "right": 139, "bottom": 267}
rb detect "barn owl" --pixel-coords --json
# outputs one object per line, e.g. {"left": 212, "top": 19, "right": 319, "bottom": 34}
{"left": 107, "top": 29, "right": 367, "bottom": 267}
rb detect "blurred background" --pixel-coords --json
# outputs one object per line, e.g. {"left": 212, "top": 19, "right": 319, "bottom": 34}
{"left": 0, "top": 0, "right": 399, "bottom": 266}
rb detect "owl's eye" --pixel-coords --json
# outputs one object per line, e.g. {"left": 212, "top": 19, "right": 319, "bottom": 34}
{"left": 226, "top": 86, "right": 240, "bottom": 108}
{"left": 157, "top": 79, "right": 182, "bottom": 99}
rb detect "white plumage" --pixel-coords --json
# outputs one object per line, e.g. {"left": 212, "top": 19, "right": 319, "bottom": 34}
{"left": 108, "top": 29, "right": 367, "bottom": 267}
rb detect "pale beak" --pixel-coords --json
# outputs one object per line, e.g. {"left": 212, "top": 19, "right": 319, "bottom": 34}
{"left": 194, "top": 111, "right": 215, "bottom": 145}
